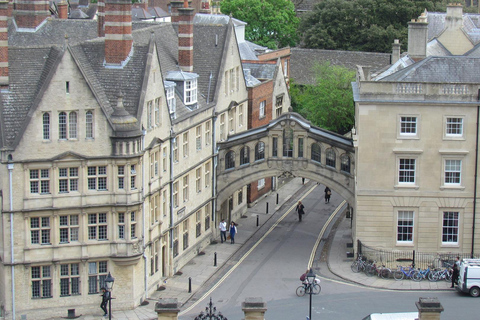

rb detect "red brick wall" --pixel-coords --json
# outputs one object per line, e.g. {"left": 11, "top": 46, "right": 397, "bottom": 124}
{"left": 248, "top": 80, "right": 273, "bottom": 129}
{"left": 105, "top": 0, "right": 133, "bottom": 64}
{"left": 177, "top": 6, "right": 194, "bottom": 71}
{"left": 98, "top": 1, "right": 105, "bottom": 37}
{"left": 14, "top": 0, "right": 50, "bottom": 29}
{"left": 247, "top": 178, "right": 272, "bottom": 204}
{"left": 58, "top": 2, "right": 68, "bottom": 19}
{"left": 0, "top": 1, "right": 8, "bottom": 81}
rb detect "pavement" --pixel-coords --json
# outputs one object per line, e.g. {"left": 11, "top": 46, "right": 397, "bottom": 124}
{"left": 67, "top": 177, "right": 452, "bottom": 320}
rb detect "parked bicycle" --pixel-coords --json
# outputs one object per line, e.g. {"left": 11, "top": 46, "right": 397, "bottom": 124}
{"left": 364, "top": 261, "right": 392, "bottom": 279}
{"left": 412, "top": 266, "right": 434, "bottom": 282}
{"left": 351, "top": 255, "right": 368, "bottom": 273}
{"left": 296, "top": 278, "right": 321, "bottom": 297}
{"left": 393, "top": 265, "right": 417, "bottom": 281}
{"left": 429, "top": 265, "right": 452, "bottom": 282}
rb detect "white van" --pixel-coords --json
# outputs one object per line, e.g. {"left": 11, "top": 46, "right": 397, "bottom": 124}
{"left": 456, "top": 258, "right": 480, "bottom": 297}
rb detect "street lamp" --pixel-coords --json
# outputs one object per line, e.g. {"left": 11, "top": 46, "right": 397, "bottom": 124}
{"left": 306, "top": 268, "right": 316, "bottom": 320}
{"left": 105, "top": 272, "right": 115, "bottom": 320}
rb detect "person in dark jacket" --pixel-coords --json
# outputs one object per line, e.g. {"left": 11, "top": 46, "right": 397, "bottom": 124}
{"left": 296, "top": 201, "right": 305, "bottom": 221}
{"left": 324, "top": 187, "right": 331, "bottom": 203}
{"left": 229, "top": 221, "right": 237, "bottom": 244}
{"left": 100, "top": 287, "right": 110, "bottom": 316}
{"left": 451, "top": 256, "right": 461, "bottom": 288}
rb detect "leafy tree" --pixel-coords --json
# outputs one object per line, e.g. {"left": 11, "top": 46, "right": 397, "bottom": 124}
{"left": 290, "top": 62, "right": 355, "bottom": 134}
{"left": 299, "top": 0, "right": 449, "bottom": 53}
{"left": 220, "top": 0, "right": 299, "bottom": 49}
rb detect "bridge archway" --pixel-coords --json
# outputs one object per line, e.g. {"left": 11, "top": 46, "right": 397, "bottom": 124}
{"left": 216, "top": 113, "right": 355, "bottom": 212}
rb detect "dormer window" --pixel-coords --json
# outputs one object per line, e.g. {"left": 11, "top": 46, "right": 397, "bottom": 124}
{"left": 166, "top": 71, "right": 199, "bottom": 111}
{"left": 164, "top": 81, "right": 176, "bottom": 119}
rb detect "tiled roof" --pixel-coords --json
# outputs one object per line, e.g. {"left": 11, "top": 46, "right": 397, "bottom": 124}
{"left": 290, "top": 48, "right": 391, "bottom": 85}
{"left": 242, "top": 62, "right": 276, "bottom": 80}
{"left": 379, "top": 56, "right": 480, "bottom": 83}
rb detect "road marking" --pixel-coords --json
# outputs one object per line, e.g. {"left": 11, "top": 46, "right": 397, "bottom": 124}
{"left": 307, "top": 200, "right": 347, "bottom": 270}
{"left": 180, "top": 184, "right": 318, "bottom": 315}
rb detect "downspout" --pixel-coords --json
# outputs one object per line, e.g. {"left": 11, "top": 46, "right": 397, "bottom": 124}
{"left": 8, "top": 161, "right": 15, "bottom": 320}
{"left": 169, "top": 129, "right": 175, "bottom": 268}
{"left": 141, "top": 130, "right": 148, "bottom": 299}
{"left": 212, "top": 112, "right": 217, "bottom": 226}
{"left": 472, "top": 93, "right": 480, "bottom": 258}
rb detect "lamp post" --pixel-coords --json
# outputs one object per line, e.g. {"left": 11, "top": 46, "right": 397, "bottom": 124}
{"left": 306, "top": 268, "right": 316, "bottom": 320}
{"left": 105, "top": 272, "right": 115, "bottom": 320}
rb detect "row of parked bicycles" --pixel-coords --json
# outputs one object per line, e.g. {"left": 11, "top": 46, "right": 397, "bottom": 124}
{"left": 350, "top": 255, "right": 453, "bottom": 282}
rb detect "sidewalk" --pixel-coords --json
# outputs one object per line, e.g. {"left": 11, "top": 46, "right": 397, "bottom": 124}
{"left": 69, "top": 177, "right": 452, "bottom": 319}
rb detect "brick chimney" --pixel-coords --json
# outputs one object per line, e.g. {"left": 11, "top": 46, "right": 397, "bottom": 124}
{"left": 407, "top": 12, "right": 428, "bottom": 61}
{"left": 177, "top": 0, "right": 194, "bottom": 72}
{"left": 98, "top": 0, "right": 105, "bottom": 37}
{"left": 104, "top": 0, "right": 133, "bottom": 66}
{"left": 170, "top": 0, "right": 184, "bottom": 23}
{"left": 14, "top": 0, "right": 50, "bottom": 30}
{"left": 58, "top": 1, "right": 68, "bottom": 19}
{"left": 0, "top": 0, "right": 8, "bottom": 87}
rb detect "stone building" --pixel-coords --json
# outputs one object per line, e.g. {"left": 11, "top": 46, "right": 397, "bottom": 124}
{"left": 0, "top": 1, "right": 248, "bottom": 319}
{"left": 352, "top": 5, "right": 480, "bottom": 255}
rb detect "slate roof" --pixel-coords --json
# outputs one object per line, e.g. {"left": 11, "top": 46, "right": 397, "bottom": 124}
{"left": 427, "top": 11, "right": 480, "bottom": 45}
{"left": 379, "top": 56, "right": 480, "bottom": 83}
{"left": 290, "top": 48, "right": 391, "bottom": 85}
{"left": 1, "top": 17, "right": 234, "bottom": 148}
{"left": 242, "top": 62, "right": 276, "bottom": 80}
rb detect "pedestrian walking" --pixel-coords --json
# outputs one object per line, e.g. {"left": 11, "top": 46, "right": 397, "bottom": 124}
{"left": 219, "top": 219, "right": 227, "bottom": 243}
{"left": 451, "top": 256, "right": 461, "bottom": 288}
{"left": 324, "top": 187, "right": 331, "bottom": 203}
{"left": 229, "top": 221, "right": 237, "bottom": 244}
{"left": 100, "top": 287, "right": 110, "bottom": 317}
{"left": 296, "top": 201, "right": 305, "bottom": 221}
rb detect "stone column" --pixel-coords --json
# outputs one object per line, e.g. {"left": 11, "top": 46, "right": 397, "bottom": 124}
{"left": 242, "top": 297, "right": 267, "bottom": 320}
{"left": 415, "top": 297, "right": 444, "bottom": 320}
{"left": 155, "top": 298, "right": 180, "bottom": 320}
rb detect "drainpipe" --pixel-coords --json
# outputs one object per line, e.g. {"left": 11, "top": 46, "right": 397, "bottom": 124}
{"left": 169, "top": 129, "right": 175, "bottom": 267}
{"left": 212, "top": 112, "right": 217, "bottom": 225}
{"left": 472, "top": 92, "right": 480, "bottom": 258}
{"left": 141, "top": 131, "right": 148, "bottom": 299}
{"left": 7, "top": 160, "right": 15, "bottom": 320}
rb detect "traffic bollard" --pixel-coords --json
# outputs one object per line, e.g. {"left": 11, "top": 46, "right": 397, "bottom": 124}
{"left": 256, "top": 215, "right": 259, "bottom": 227}
{"left": 214, "top": 252, "right": 217, "bottom": 267}
{"left": 188, "top": 277, "right": 192, "bottom": 293}
{"left": 276, "top": 193, "right": 279, "bottom": 204}
{"left": 266, "top": 202, "right": 269, "bottom": 214}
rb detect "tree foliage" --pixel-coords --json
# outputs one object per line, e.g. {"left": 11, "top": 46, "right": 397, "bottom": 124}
{"left": 299, "top": 0, "right": 449, "bottom": 53}
{"left": 220, "top": 0, "right": 299, "bottom": 49}
{"left": 290, "top": 62, "right": 355, "bottom": 134}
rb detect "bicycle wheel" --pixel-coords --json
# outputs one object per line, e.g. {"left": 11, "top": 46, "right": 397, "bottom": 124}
{"left": 427, "top": 271, "right": 437, "bottom": 282}
{"left": 393, "top": 270, "right": 405, "bottom": 280}
{"left": 296, "top": 285, "right": 306, "bottom": 297}
{"left": 412, "top": 270, "right": 423, "bottom": 282}
{"left": 364, "top": 265, "right": 375, "bottom": 277}
{"left": 312, "top": 284, "right": 321, "bottom": 295}
{"left": 380, "top": 268, "right": 391, "bottom": 279}
{"left": 445, "top": 271, "right": 452, "bottom": 282}
{"left": 351, "top": 261, "right": 361, "bottom": 273}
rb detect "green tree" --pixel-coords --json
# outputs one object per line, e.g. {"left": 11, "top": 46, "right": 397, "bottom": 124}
{"left": 291, "top": 62, "right": 355, "bottom": 134}
{"left": 299, "top": 0, "right": 449, "bottom": 53}
{"left": 220, "top": 0, "right": 299, "bottom": 49}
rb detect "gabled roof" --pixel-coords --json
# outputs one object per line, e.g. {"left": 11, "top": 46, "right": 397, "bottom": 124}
{"left": 290, "top": 48, "right": 391, "bottom": 86}
{"left": 378, "top": 56, "right": 480, "bottom": 83}
{"left": 427, "top": 11, "right": 480, "bottom": 45}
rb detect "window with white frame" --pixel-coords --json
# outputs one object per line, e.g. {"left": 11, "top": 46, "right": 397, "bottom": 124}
{"left": 162, "top": 190, "right": 167, "bottom": 216}
{"left": 183, "top": 219, "right": 189, "bottom": 250}
{"left": 259, "top": 100, "right": 266, "bottom": 118}
{"left": 398, "top": 158, "right": 416, "bottom": 184}
{"left": 88, "top": 166, "right": 107, "bottom": 190}
{"left": 400, "top": 116, "right": 417, "bottom": 136}
{"left": 442, "top": 211, "right": 459, "bottom": 244}
{"left": 88, "top": 261, "right": 108, "bottom": 294}
{"left": 255, "top": 142, "right": 265, "bottom": 161}
{"left": 130, "top": 164, "right": 136, "bottom": 190}
{"left": 173, "top": 226, "right": 179, "bottom": 257}
{"left": 118, "top": 165, "right": 125, "bottom": 189}
{"left": 275, "top": 95, "right": 283, "bottom": 117}
{"left": 86, "top": 111, "right": 94, "bottom": 139}
{"left": 59, "top": 167, "right": 78, "bottom": 193}
{"left": 59, "top": 112, "right": 67, "bottom": 139}
{"left": 240, "top": 146, "right": 250, "bottom": 165}
{"left": 185, "top": 79, "right": 197, "bottom": 105}
{"left": 43, "top": 113, "right": 50, "bottom": 140}
{"left": 30, "top": 169, "right": 50, "bottom": 194}
{"left": 59, "top": 111, "right": 78, "bottom": 140}
{"left": 446, "top": 117, "right": 463, "bottom": 137}
{"left": 205, "top": 161, "right": 211, "bottom": 188}
{"left": 151, "top": 150, "right": 159, "bottom": 179}
{"left": 258, "top": 178, "right": 265, "bottom": 189}
{"left": 130, "top": 211, "right": 137, "bottom": 239}
{"left": 151, "top": 239, "right": 159, "bottom": 275}
{"left": 196, "top": 167, "right": 201, "bottom": 193}
{"left": 397, "top": 210, "right": 414, "bottom": 243}
{"left": 69, "top": 112, "right": 77, "bottom": 139}
{"left": 238, "top": 104, "right": 243, "bottom": 127}
{"left": 147, "top": 100, "right": 153, "bottom": 129}
{"left": 60, "top": 263, "right": 80, "bottom": 296}
{"left": 30, "top": 217, "right": 50, "bottom": 245}
{"left": 155, "top": 97, "right": 161, "bottom": 126}
{"left": 151, "top": 193, "right": 159, "bottom": 224}
{"left": 445, "top": 159, "right": 461, "bottom": 185}
{"left": 196, "top": 125, "right": 202, "bottom": 151}
{"left": 196, "top": 210, "right": 202, "bottom": 238}
{"left": 183, "top": 175, "right": 189, "bottom": 202}
{"left": 173, "top": 181, "right": 179, "bottom": 208}
{"left": 326, "top": 148, "right": 336, "bottom": 167}
{"left": 31, "top": 266, "right": 52, "bottom": 298}
{"left": 204, "top": 203, "right": 211, "bottom": 231}
{"left": 162, "top": 146, "right": 167, "bottom": 172}
{"left": 118, "top": 212, "right": 125, "bottom": 239}
{"left": 183, "top": 132, "right": 189, "bottom": 158}
{"left": 238, "top": 189, "right": 243, "bottom": 205}
{"left": 166, "top": 86, "right": 176, "bottom": 119}
{"left": 59, "top": 215, "right": 79, "bottom": 243}
{"left": 173, "top": 137, "right": 179, "bottom": 162}
{"left": 205, "top": 120, "right": 211, "bottom": 146}
{"left": 88, "top": 213, "right": 107, "bottom": 240}
{"left": 229, "top": 107, "right": 235, "bottom": 132}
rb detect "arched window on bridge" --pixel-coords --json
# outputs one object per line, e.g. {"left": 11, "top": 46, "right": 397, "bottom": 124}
{"left": 283, "top": 128, "right": 293, "bottom": 157}
{"left": 326, "top": 148, "right": 336, "bottom": 168}
{"left": 311, "top": 143, "right": 321, "bottom": 163}
{"left": 225, "top": 151, "right": 235, "bottom": 170}
{"left": 255, "top": 142, "right": 265, "bottom": 161}
{"left": 341, "top": 154, "right": 350, "bottom": 173}
{"left": 240, "top": 146, "right": 250, "bottom": 165}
